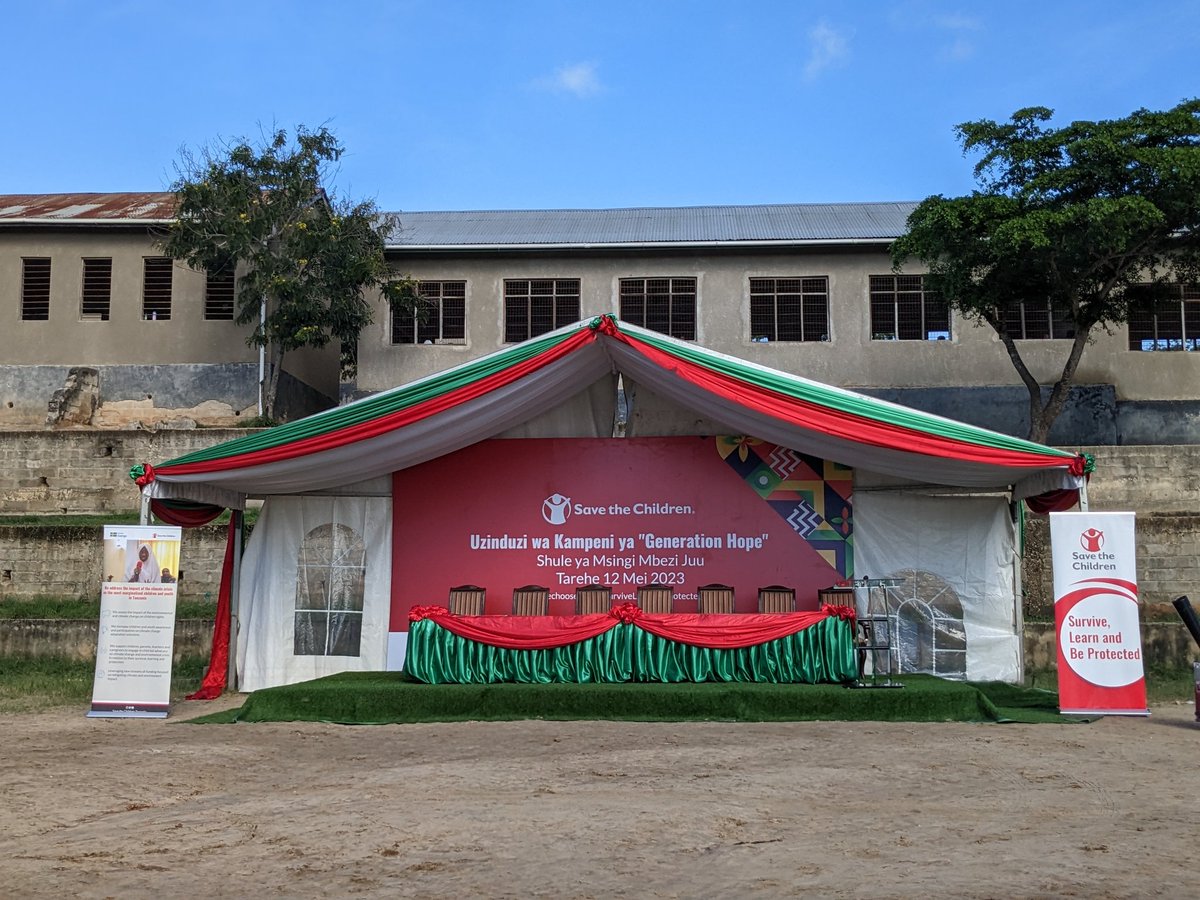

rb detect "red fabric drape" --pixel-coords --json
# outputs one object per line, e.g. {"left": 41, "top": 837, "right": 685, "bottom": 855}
{"left": 1024, "top": 488, "right": 1082, "bottom": 514}
{"left": 185, "top": 517, "right": 236, "bottom": 700}
{"left": 409, "top": 604, "right": 841, "bottom": 651}
{"left": 149, "top": 498, "right": 225, "bottom": 527}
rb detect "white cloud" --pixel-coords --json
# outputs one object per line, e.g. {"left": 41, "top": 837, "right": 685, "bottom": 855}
{"left": 535, "top": 62, "right": 602, "bottom": 98}
{"left": 932, "top": 10, "right": 980, "bottom": 61}
{"left": 804, "top": 20, "right": 850, "bottom": 82}
{"left": 933, "top": 12, "right": 982, "bottom": 31}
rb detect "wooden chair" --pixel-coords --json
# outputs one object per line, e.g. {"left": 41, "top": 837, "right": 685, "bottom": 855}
{"left": 575, "top": 584, "right": 612, "bottom": 615}
{"left": 512, "top": 584, "right": 549, "bottom": 616}
{"left": 447, "top": 584, "right": 486, "bottom": 616}
{"left": 636, "top": 583, "right": 674, "bottom": 614}
{"left": 697, "top": 583, "right": 735, "bottom": 614}
{"left": 757, "top": 585, "right": 796, "bottom": 613}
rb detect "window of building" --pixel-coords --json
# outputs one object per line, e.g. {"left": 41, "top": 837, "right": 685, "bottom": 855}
{"left": 20, "top": 258, "right": 51, "bottom": 321}
{"left": 294, "top": 523, "right": 366, "bottom": 657}
{"left": 749, "top": 277, "right": 829, "bottom": 342}
{"left": 869, "top": 275, "right": 950, "bottom": 341}
{"left": 619, "top": 277, "right": 697, "bottom": 340}
{"left": 504, "top": 278, "right": 581, "bottom": 342}
{"left": 392, "top": 280, "right": 466, "bottom": 345}
{"left": 1002, "top": 300, "right": 1074, "bottom": 340}
{"left": 1127, "top": 283, "right": 1200, "bottom": 351}
{"left": 81, "top": 258, "right": 112, "bottom": 320}
{"left": 205, "top": 267, "right": 236, "bottom": 320}
{"left": 142, "top": 258, "right": 173, "bottom": 320}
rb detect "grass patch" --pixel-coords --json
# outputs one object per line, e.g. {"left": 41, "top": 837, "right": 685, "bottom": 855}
{"left": 1026, "top": 666, "right": 1195, "bottom": 705}
{"left": 0, "top": 597, "right": 217, "bottom": 620}
{"left": 185, "top": 672, "right": 1097, "bottom": 726}
{"left": 0, "top": 655, "right": 210, "bottom": 714}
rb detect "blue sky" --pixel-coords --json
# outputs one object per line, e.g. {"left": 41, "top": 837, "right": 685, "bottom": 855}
{"left": 4, "top": 0, "right": 1198, "bottom": 211}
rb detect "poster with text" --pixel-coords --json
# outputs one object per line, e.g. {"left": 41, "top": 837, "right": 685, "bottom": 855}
{"left": 1050, "top": 511, "right": 1147, "bottom": 716}
{"left": 390, "top": 436, "right": 854, "bottom": 628}
{"left": 89, "top": 525, "right": 182, "bottom": 718}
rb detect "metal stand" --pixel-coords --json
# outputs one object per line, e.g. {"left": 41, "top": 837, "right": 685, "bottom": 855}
{"left": 848, "top": 577, "right": 904, "bottom": 689}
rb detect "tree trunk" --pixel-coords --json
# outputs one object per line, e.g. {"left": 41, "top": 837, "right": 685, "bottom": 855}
{"left": 264, "top": 343, "right": 286, "bottom": 421}
{"left": 1027, "top": 328, "right": 1091, "bottom": 444}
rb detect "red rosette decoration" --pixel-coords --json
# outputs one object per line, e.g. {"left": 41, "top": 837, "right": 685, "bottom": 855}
{"left": 609, "top": 601, "right": 642, "bottom": 624}
{"left": 409, "top": 605, "right": 449, "bottom": 623}
{"left": 821, "top": 603, "right": 856, "bottom": 622}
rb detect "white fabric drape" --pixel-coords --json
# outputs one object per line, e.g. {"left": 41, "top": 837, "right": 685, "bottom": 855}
{"left": 237, "top": 495, "right": 393, "bottom": 692}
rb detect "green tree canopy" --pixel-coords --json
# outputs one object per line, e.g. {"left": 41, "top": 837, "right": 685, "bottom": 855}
{"left": 160, "top": 126, "right": 416, "bottom": 420}
{"left": 892, "top": 99, "right": 1200, "bottom": 442}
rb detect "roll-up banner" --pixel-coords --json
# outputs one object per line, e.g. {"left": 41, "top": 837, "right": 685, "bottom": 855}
{"left": 1049, "top": 511, "right": 1148, "bottom": 716}
{"left": 88, "top": 525, "right": 182, "bottom": 718}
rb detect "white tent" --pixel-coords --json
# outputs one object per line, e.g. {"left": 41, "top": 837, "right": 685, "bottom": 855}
{"left": 138, "top": 318, "right": 1089, "bottom": 690}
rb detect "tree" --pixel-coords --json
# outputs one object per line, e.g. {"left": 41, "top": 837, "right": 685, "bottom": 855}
{"left": 892, "top": 100, "right": 1200, "bottom": 443}
{"left": 160, "top": 126, "right": 417, "bottom": 420}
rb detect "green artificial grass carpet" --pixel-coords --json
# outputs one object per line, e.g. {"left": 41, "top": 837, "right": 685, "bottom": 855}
{"left": 182, "top": 673, "right": 1092, "bottom": 725}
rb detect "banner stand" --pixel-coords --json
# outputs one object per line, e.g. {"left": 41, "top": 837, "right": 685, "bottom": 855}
{"left": 1050, "top": 511, "right": 1148, "bottom": 717}
{"left": 88, "top": 525, "right": 182, "bottom": 719}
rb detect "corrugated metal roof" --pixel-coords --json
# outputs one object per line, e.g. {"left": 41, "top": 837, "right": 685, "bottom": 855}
{"left": 0, "top": 192, "right": 177, "bottom": 223}
{"left": 384, "top": 202, "right": 918, "bottom": 248}
{"left": 0, "top": 193, "right": 917, "bottom": 246}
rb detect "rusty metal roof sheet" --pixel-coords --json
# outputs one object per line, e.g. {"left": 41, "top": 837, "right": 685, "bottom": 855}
{"left": 0, "top": 192, "right": 177, "bottom": 223}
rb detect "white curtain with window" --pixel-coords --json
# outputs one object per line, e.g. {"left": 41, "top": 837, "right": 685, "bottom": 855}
{"left": 853, "top": 489, "right": 1021, "bottom": 682}
{"left": 237, "top": 495, "right": 392, "bottom": 692}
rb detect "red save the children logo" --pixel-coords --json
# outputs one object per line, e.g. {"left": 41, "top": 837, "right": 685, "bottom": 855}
{"left": 1079, "top": 528, "right": 1104, "bottom": 552}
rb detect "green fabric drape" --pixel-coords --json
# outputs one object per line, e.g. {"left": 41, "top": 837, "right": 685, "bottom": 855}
{"left": 405, "top": 617, "right": 857, "bottom": 684}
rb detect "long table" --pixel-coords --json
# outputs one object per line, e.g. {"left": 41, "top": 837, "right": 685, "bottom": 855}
{"left": 404, "top": 602, "right": 857, "bottom": 684}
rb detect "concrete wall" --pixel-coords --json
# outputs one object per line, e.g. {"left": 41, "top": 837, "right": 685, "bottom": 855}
{"left": 360, "top": 247, "right": 1200, "bottom": 444}
{"left": 1, "top": 229, "right": 340, "bottom": 424}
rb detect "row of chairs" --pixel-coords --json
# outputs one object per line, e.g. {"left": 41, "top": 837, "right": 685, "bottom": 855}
{"left": 446, "top": 583, "right": 798, "bottom": 616}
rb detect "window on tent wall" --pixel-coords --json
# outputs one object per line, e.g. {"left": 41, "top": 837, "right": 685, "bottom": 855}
{"left": 1126, "top": 283, "right": 1200, "bottom": 351}
{"left": 81, "top": 258, "right": 112, "bottom": 320}
{"left": 294, "top": 523, "right": 366, "bottom": 657}
{"left": 868, "top": 275, "right": 950, "bottom": 341}
{"left": 392, "top": 280, "right": 466, "bottom": 344}
{"left": 142, "top": 257, "right": 173, "bottom": 320}
{"left": 20, "top": 258, "right": 51, "bottom": 321}
{"left": 619, "top": 277, "right": 697, "bottom": 340}
{"left": 1002, "top": 299, "right": 1074, "bottom": 340}
{"left": 749, "top": 277, "right": 829, "bottom": 342}
{"left": 204, "top": 267, "right": 236, "bottom": 320}
{"left": 504, "top": 278, "right": 581, "bottom": 342}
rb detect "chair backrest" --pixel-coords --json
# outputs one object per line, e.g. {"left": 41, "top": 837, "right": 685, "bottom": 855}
{"left": 637, "top": 583, "right": 674, "bottom": 614}
{"left": 575, "top": 584, "right": 612, "bottom": 615}
{"left": 512, "top": 585, "right": 549, "bottom": 616}
{"left": 757, "top": 585, "right": 796, "bottom": 613}
{"left": 697, "top": 583, "right": 735, "bottom": 614}
{"left": 447, "top": 584, "right": 486, "bottom": 616}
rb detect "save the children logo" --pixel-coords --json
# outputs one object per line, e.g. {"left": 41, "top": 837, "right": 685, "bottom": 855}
{"left": 542, "top": 493, "right": 572, "bottom": 525}
{"left": 1079, "top": 528, "right": 1105, "bottom": 552}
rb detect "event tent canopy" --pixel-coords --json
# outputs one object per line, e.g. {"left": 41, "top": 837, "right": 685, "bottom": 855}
{"left": 135, "top": 316, "right": 1089, "bottom": 508}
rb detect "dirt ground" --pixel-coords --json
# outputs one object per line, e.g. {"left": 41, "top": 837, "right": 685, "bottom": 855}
{"left": 1, "top": 697, "right": 1198, "bottom": 900}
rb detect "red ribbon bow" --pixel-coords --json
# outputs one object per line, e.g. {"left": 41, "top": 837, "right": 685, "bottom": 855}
{"left": 610, "top": 602, "right": 642, "bottom": 624}
{"left": 409, "top": 605, "right": 449, "bottom": 623}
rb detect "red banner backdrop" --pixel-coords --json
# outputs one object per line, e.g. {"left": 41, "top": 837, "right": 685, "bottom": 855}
{"left": 390, "top": 436, "right": 848, "bottom": 629}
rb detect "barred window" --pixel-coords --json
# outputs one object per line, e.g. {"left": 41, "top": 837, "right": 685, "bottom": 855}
{"left": 619, "top": 277, "right": 697, "bottom": 340}
{"left": 1127, "top": 284, "right": 1200, "bottom": 351}
{"left": 142, "top": 257, "right": 173, "bottom": 320}
{"left": 504, "top": 278, "right": 581, "bottom": 342}
{"left": 205, "top": 267, "right": 236, "bottom": 320}
{"left": 749, "top": 277, "right": 829, "bottom": 342}
{"left": 21, "top": 258, "right": 51, "bottom": 321}
{"left": 392, "top": 281, "right": 466, "bottom": 345}
{"left": 81, "top": 258, "right": 112, "bottom": 320}
{"left": 294, "top": 523, "right": 365, "bottom": 657}
{"left": 1002, "top": 300, "right": 1074, "bottom": 340}
{"left": 869, "top": 275, "right": 950, "bottom": 341}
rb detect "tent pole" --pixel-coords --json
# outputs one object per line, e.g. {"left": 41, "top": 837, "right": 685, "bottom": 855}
{"left": 1011, "top": 500, "right": 1025, "bottom": 683}
{"left": 226, "top": 509, "right": 244, "bottom": 692}
{"left": 1078, "top": 478, "right": 1090, "bottom": 512}
{"left": 139, "top": 489, "right": 151, "bottom": 526}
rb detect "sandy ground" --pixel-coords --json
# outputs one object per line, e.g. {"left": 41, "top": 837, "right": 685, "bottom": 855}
{"left": 1, "top": 697, "right": 1198, "bottom": 900}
